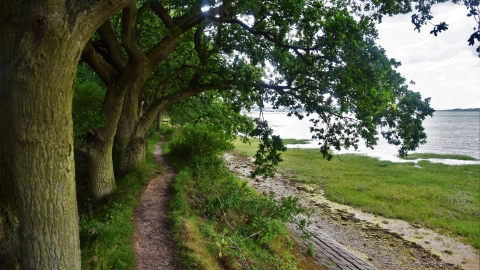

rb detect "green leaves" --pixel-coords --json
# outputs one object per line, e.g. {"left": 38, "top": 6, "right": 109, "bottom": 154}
{"left": 73, "top": 64, "right": 107, "bottom": 147}
{"left": 249, "top": 118, "right": 287, "bottom": 178}
{"left": 380, "top": 88, "right": 435, "bottom": 156}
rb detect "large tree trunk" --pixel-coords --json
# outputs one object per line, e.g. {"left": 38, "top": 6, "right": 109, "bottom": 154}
{"left": 0, "top": 1, "right": 131, "bottom": 269}
{"left": 83, "top": 82, "right": 129, "bottom": 201}
{"left": 115, "top": 134, "right": 148, "bottom": 177}
{"left": 86, "top": 141, "right": 117, "bottom": 201}
{"left": 4, "top": 38, "right": 81, "bottom": 270}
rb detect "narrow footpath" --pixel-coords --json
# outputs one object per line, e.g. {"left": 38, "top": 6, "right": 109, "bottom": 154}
{"left": 134, "top": 138, "right": 178, "bottom": 270}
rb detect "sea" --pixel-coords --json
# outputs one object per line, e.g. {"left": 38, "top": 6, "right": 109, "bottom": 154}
{"left": 246, "top": 110, "right": 480, "bottom": 165}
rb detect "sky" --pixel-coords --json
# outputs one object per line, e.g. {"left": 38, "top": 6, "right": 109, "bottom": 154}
{"left": 375, "top": 2, "right": 480, "bottom": 110}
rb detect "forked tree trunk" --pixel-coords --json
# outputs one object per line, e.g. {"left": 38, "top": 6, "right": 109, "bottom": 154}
{"left": 84, "top": 87, "right": 129, "bottom": 201}
{"left": 115, "top": 84, "right": 208, "bottom": 177}
{"left": 0, "top": 1, "right": 130, "bottom": 269}
{"left": 83, "top": 82, "right": 130, "bottom": 201}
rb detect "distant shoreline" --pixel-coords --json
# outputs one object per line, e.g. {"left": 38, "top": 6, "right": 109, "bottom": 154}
{"left": 244, "top": 108, "right": 480, "bottom": 113}
{"left": 436, "top": 108, "right": 480, "bottom": 111}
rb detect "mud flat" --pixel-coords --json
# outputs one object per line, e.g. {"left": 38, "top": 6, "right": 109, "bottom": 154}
{"left": 224, "top": 152, "right": 479, "bottom": 270}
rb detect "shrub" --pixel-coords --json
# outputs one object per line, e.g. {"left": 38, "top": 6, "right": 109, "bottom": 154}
{"left": 166, "top": 125, "right": 310, "bottom": 269}
{"left": 168, "top": 123, "right": 233, "bottom": 168}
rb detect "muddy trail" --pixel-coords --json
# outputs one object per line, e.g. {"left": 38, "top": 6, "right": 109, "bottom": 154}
{"left": 224, "top": 152, "right": 479, "bottom": 270}
{"left": 134, "top": 138, "right": 178, "bottom": 270}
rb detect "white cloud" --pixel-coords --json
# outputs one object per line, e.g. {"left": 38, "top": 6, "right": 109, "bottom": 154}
{"left": 376, "top": 2, "right": 480, "bottom": 110}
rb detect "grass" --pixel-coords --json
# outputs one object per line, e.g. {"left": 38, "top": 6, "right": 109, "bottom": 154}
{"left": 282, "top": 138, "right": 311, "bottom": 145}
{"left": 167, "top": 168, "right": 315, "bottom": 269}
{"left": 401, "top": 153, "right": 478, "bottom": 161}
{"left": 164, "top": 126, "right": 320, "bottom": 269}
{"left": 233, "top": 139, "right": 480, "bottom": 249}
{"left": 79, "top": 132, "right": 163, "bottom": 270}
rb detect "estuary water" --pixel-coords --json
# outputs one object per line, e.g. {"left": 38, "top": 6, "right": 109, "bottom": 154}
{"left": 248, "top": 110, "right": 480, "bottom": 165}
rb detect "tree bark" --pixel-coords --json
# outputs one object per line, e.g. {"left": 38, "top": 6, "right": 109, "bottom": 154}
{"left": 116, "top": 136, "right": 148, "bottom": 177}
{"left": 0, "top": 1, "right": 131, "bottom": 269}
{"left": 0, "top": 133, "right": 19, "bottom": 270}
{"left": 115, "top": 84, "right": 214, "bottom": 176}
{"left": 5, "top": 32, "right": 81, "bottom": 270}
{"left": 0, "top": 76, "right": 19, "bottom": 270}
{"left": 156, "top": 112, "right": 162, "bottom": 131}
{"left": 86, "top": 140, "right": 117, "bottom": 201}
{"left": 83, "top": 81, "right": 131, "bottom": 201}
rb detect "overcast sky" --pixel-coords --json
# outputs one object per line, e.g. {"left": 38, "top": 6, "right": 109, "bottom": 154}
{"left": 376, "top": 2, "right": 480, "bottom": 110}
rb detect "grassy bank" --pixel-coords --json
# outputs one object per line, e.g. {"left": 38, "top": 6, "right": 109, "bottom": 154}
{"left": 79, "top": 133, "right": 163, "bottom": 270}
{"left": 163, "top": 125, "right": 321, "bottom": 269}
{"left": 234, "top": 139, "right": 480, "bottom": 249}
{"left": 400, "top": 153, "right": 478, "bottom": 161}
{"left": 282, "top": 139, "right": 311, "bottom": 145}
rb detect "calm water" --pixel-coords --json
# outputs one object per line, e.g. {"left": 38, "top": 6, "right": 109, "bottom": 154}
{"left": 248, "top": 111, "right": 480, "bottom": 165}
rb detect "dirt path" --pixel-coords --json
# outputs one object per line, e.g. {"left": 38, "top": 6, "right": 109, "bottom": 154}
{"left": 224, "top": 152, "right": 477, "bottom": 270}
{"left": 134, "top": 138, "right": 177, "bottom": 270}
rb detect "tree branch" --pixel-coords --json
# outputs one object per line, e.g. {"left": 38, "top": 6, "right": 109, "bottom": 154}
{"left": 155, "top": 66, "right": 187, "bottom": 98}
{"left": 117, "top": 4, "right": 148, "bottom": 89}
{"left": 207, "top": 16, "right": 320, "bottom": 53}
{"left": 139, "top": 82, "right": 218, "bottom": 135}
{"left": 145, "top": 32, "right": 182, "bottom": 72}
{"left": 81, "top": 41, "right": 117, "bottom": 86}
{"left": 97, "top": 20, "right": 128, "bottom": 72}
{"left": 177, "top": 6, "right": 234, "bottom": 32}
{"left": 121, "top": 3, "right": 147, "bottom": 64}
{"left": 72, "top": 0, "right": 132, "bottom": 36}
{"left": 149, "top": 2, "right": 174, "bottom": 29}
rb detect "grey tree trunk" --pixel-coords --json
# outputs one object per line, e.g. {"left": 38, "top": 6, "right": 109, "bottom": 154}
{"left": 0, "top": 1, "right": 131, "bottom": 269}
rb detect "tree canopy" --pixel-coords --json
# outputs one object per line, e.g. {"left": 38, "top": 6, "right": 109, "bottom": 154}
{"left": 80, "top": 0, "right": 445, "bottom": 167}
{"left": 1, "top": 0, "right": 478, "bottom": 268}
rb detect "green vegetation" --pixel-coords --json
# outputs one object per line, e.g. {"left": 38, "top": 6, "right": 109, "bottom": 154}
{"left": 401, "top": 153, "right": 478, "bottom": 161}
{"left": 234, "top": 140, "right": 480, "bottom": 249}
{"left": 165, "top": 125, "right": 312, "bottom": 269}
{"left": 1, "top": 0, "right": 478, "bottom": 268}
{"left": 283, "top": 139, "right": 311, "bottom": 145}
{"left": 79, "top": 132, "right": 163, "bottom": 270}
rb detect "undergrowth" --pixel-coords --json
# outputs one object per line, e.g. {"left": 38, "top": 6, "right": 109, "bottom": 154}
{"left": 79, "top": 132, "right": 163, "bottom": 270}
{"left": 164, "top": 124, "right": 312, "bottom": 269}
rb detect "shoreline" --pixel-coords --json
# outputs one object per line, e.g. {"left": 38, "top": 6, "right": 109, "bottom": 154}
{"left": 284, "top": 144, "right": 480, "bottom": 166}
{"left": 244, "top": 110, "right": 480, "bottom": 163}
{"left": 224, "top": 152, "right": 479, "bottom": 270}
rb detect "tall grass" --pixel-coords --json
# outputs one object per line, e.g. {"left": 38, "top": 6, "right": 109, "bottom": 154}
{"left": 234, "top": 140, "right": 480, "bottom": 249}
{"left": 165, "top": 125, "right": 315, "bottom": 269}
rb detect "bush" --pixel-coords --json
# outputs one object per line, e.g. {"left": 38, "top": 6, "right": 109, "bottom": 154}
{"left": 168, "top": 123, "right": 233, "bottom": 165}
{"left": 166, "top": 125, "right": 310, "bottom": 269}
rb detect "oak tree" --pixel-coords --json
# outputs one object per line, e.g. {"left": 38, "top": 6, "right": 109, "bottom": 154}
{"left": 0, "top": 1, "right": 131, "bottom": 269}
